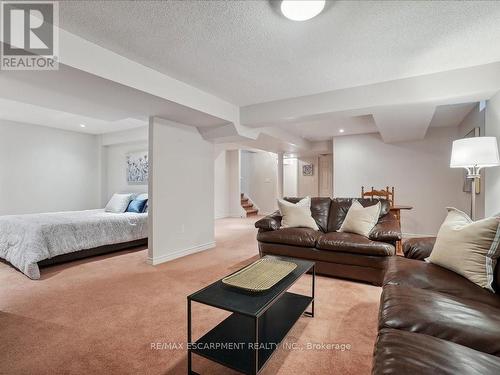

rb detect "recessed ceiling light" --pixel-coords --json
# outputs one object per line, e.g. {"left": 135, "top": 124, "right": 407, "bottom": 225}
{"left": 281, "top": 0, "right": 325, "bottom": 21}
{"left": 339, "top": 129, "right": 345, "bottom": 133}
{"left": 80, "top": 124, "right": 86, "bottom": 128}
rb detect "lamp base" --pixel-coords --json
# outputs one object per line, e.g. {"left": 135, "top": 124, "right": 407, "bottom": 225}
{"left": 467, "top": 175, "right": 478, "bottom": 221}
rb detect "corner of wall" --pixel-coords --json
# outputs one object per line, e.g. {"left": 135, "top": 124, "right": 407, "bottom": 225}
{"left": 485, "top": 91, "right": 500, "bottom": 216}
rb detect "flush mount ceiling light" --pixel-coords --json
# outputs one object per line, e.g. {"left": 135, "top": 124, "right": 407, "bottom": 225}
{"left": 79, "top": 124, "right": 86, "bottom": 128}
{"left": 339, "top": 129, "right": 345, "bottom": 133}
{"left": 281, "top": 0, "right": 325, "bottom": 21}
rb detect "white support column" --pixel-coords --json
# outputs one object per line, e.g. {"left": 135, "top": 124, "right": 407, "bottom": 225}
{"left": 227, "top": 150, "right": 243, "bottom": 217}
{"left": 147, "top": 117, "right": 215, "bottom": 266}
{"left": 147, "top": 117, "right": 155, "bottom": 262}
{"left": 277, "top": 152, "right": 284, "bottom": 198}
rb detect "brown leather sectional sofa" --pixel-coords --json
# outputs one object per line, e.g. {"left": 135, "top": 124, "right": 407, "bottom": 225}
{"left": 256, "top": 200, "right": 500, "bottom": 373}
{"left": 255, "top": 197, "right": 401, "bottom": 285}
{"left": 372, "top": 238, "right": 500, "bottom": 374}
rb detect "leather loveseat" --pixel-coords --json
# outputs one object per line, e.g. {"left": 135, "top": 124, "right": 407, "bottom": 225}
{"left": 255, "top": 198, "right": 401, "bottom": 286}
{"left": 372, "top": 238, "right": 500, "bottom": 374}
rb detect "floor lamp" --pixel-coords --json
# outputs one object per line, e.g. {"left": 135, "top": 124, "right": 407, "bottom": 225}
{"left": 450, "top": 137, "right": 500, "bottom": 220}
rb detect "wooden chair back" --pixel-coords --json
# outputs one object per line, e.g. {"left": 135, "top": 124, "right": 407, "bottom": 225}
{"left": 361, "top": 186, "right": 395, "bottom": 207}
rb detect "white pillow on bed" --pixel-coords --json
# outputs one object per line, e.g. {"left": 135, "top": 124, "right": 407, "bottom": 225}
{"left": 105, "top": 193, "right": 133, "bottom": 213}
{"left": 135, "top": 193, "right": 148, "bottom": 200}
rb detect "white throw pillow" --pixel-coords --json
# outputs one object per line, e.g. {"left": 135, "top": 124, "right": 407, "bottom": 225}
{"left": 105, "top": 193, "right": 133, "bottom": 213}
{"left": 277, "top": 197, "right": 319, "bottom": 230}
{"left": 427, "top": 208, "right": 500, "bottom": 292}
{"left": 339, "top": 200, "right": 381, "bottom": 237}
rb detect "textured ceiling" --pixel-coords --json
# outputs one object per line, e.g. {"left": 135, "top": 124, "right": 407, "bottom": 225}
{"left": 59, "top": 0, "right": 500, "bottom": 105}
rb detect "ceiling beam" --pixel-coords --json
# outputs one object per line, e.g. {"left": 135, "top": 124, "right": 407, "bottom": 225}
{"left": 240, "top": 62, "right": 500, "bottom": 127}
{"left": 199, "top": 122, "right": 314, "bottom": 152}
{"left": 0, "top": 27, "right": 240, "bottom": 123}
{"left": 373, "top": 104, "right": 436, "bottom": 143}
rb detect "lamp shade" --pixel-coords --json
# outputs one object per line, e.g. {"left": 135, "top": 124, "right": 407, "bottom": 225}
{"left": 450, "top": 137, "right": 500, "bottom": 168}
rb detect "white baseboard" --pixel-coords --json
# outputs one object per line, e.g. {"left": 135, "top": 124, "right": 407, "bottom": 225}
{"left": 147, "top": 241, "right": 215, "bottom": 265}
{"left": 214, "top": 214, "right": 247, "bottom": 219}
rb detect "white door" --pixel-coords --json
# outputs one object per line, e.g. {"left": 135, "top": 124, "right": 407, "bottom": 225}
{"left": 318, "top": 154, "right": 333, "bottom": 197}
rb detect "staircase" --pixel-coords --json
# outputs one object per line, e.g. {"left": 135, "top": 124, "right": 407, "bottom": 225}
{"left": 241, "top": 193, "right": 258, "bottom": 216}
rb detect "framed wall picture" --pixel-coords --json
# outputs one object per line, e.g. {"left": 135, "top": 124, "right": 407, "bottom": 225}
{"left": 302, "top": 164, "right": 313, "bottom": 176}
{"left": 126, "top": 151, "right": 148, "bottom": 184}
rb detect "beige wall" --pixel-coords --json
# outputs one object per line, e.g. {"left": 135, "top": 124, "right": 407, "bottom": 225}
{"left": 102, "top": 141, "right": 148, "bottom": 205}
{"left": 214, "top": 148, "right": 242, "bottom": 219}
{"left": 240, "top": 150, "right": 278, "bottom": 215}
{"left": 214, "top": 148, "right": 229, "bottom": 219}
{"left": 227, "top": 150, "right": 242, "bottom": 217}
{"left": 0, "top": 122, "right": 151, "bottom": 215}
{"left": 0, "top": 120, "right": 101, "bottom": 215}
{"left": 283, "top": 158, "right": 298, "bottom": 197}
{"left": 297, "top": 157, "right": 319, "bottom": 197}
{"left": 333, "top": 127, "right": 468, "bottom": 235}
{"left": 485, "top": 91, "right": 500, "bottom": 216}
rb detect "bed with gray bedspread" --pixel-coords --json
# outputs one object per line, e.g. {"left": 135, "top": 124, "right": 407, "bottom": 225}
{"left": 0, "top": 209, "right": 148, "bottom": 279}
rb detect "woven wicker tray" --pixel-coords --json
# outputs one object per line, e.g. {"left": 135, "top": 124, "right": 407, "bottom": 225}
{"left": 222, "top": 258, "right": 297, "bottom": 293}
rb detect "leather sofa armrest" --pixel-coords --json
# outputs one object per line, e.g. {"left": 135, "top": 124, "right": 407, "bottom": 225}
{"left": 369, "top": 213, "right": 402, "bottom": 243}
{"left": 255, "top": 210, "right": 282, "bottom": 231}
{"left": 403, "top": 237, "right": 436, "bottom": 261}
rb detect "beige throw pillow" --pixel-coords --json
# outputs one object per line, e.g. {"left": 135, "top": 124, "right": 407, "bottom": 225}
{"left": 427, "top": 208, "right": 500, "bottom": 292}
{"left": 339, "top": 200, "right": 381, "bottom": 237}
{"left": 277, "top": 197, "right": 319, "bottom": 230}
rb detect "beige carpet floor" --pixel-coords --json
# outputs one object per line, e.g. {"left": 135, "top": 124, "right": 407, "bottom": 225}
{"left": 0, "top": 217, "right": 381, "bottom": 374}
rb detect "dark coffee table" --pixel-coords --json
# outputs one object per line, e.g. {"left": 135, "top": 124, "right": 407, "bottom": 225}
{"left": 187, "top": 255, "right": 315, "bottom": 375}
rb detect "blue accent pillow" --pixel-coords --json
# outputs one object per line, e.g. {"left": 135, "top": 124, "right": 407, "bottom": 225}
{"left": 126, "top": 198, "right": 148, "bottom": 213}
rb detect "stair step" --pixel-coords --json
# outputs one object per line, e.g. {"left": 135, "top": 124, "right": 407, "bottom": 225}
{"left": 240, "top": 193, "right": 257, "bottom": 215}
